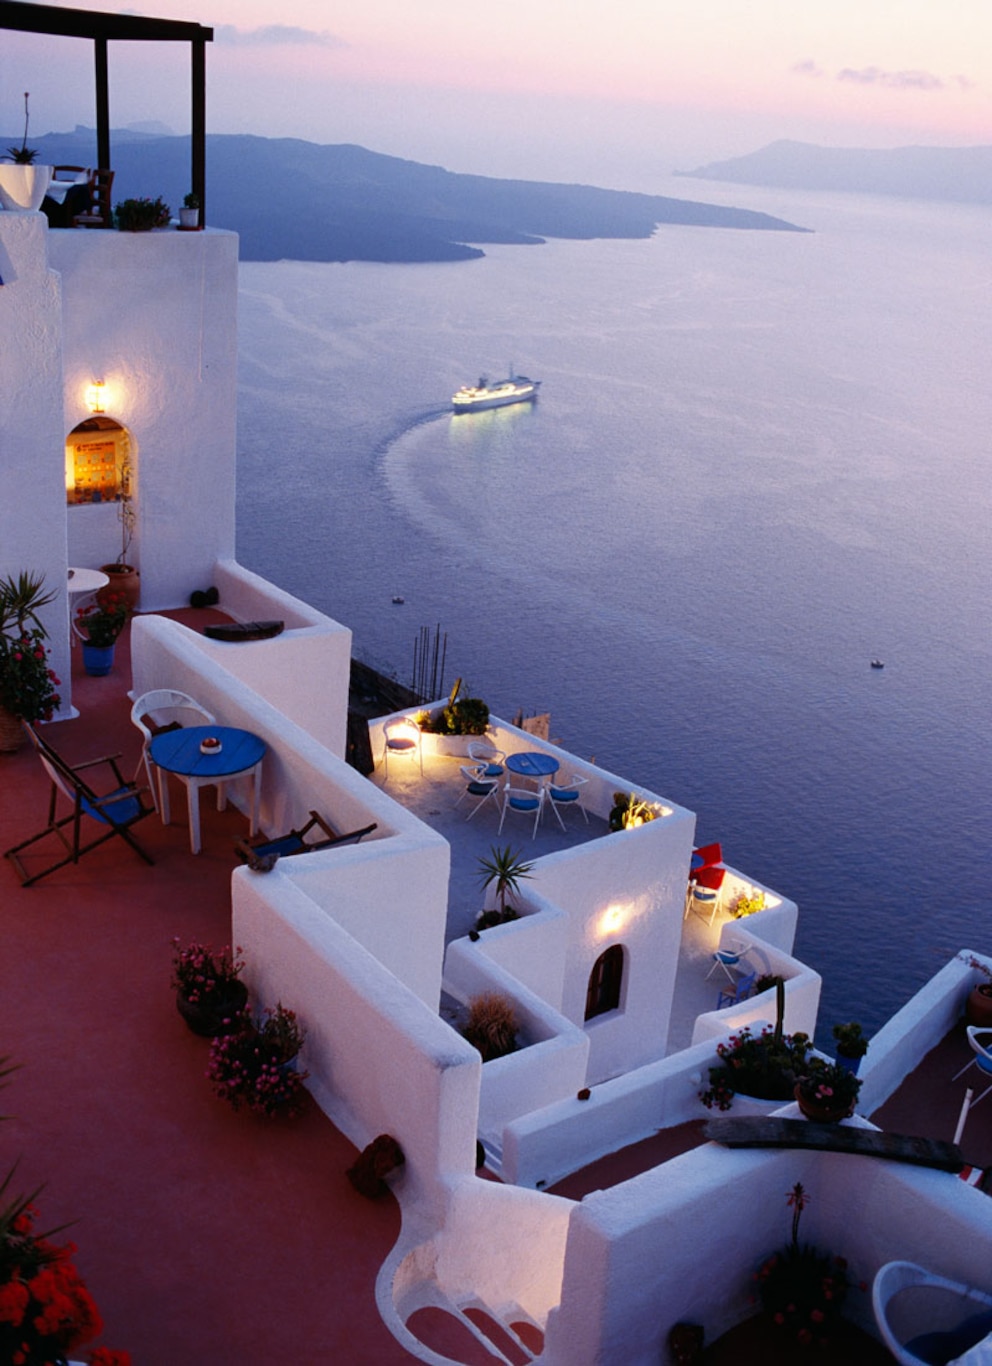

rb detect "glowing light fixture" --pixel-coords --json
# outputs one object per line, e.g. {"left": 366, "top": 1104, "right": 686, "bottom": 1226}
{"left": 86, "top": 380, "right": 106, "bottom": 413}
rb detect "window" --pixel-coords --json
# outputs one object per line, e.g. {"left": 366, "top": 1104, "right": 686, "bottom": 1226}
{"left": 585, "top": 944, "right": 625, "bottom": 1021}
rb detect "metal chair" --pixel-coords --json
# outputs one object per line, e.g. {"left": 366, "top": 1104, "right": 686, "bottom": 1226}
{"left": 706, "top": 943, "right": 749, "bottom": 983}
{"left": 381, "top": 717, "right": 423, "bottom": 778}
{"left": 454, "top": 763, "right": 501, "bottom": 821}
{"left": 688, "top": 864, "right": 727, "bottom": 925}
{"left": 5, "top": 724, "right": 155, "bottom": 886}
{"left": 953, "top": 1027, "right": 992, "bottom": 1107}
{"left": 872, "top": 1260, "right": 992, "bottom": 1366}
{"left": 466, "top": 741, "right": 505, "bottom": 778}
{"left": 498, "top": 783, "right": 544, "bottom": 839}
{"left": 547, "top": 772, "right": 590, "bottom": 829}
{"left": 717, "top": 970, "right": 756, "bottom": 1011}
{"left": 130, "top": 689, "right": 215, "bottom": 816}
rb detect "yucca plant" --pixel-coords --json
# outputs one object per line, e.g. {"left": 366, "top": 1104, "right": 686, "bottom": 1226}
{"left": 462, "top": 992, "right": 518, "bottom": 1062}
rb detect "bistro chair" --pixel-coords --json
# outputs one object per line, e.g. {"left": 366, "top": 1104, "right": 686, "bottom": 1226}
{"left": 381, "top": 717, "right": 423, "bottom": 778}
{"left": 872, "top": 1260, "right": 992, "bottom": 1366}
{"left": 466, "top": 740, "right": 505, "bottom": 778}
{"left": 547, "top": 772, "right": 590, "bottom": 829}
{"left": 455, "top": 764, "right": 501, "bottom": 821}
{"left": 5, "top": 724, "right": 155, "bottom": 886}
{"left": 498, "top": 783, "right": 544, "bottom": 839}
{"left": 953, "top": 1027, "right": 992, "bottom": 1107}
{"left": 706, "top": 942, "right": 749, "bottom": 983}
{"left": 130, "top": 688, "right": 216, "bottom": 815}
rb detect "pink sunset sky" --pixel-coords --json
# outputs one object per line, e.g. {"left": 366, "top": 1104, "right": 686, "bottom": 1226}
{"left": 2, "top": 0, "right": 989, "bottom": 190}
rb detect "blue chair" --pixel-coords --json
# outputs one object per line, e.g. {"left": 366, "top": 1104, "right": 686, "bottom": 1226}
{"left": 953, "top": 1027, "right": 992, "bottom": 1106}
{"left": 498, "top": 783, "right": 544, "bottom": 839}
{"left": 717, "top": 970, "right": 756, "bottom": 1011}
{"left": 706, "top": 944, "right": 749, "bottom": 983}
{"left": 467, "top": 741, "right": 505, "bottom": 779}
{"left": 455, "top": 764, "right": 501, "bottom": 821}
{"left": 547, "top": 772, "right": 589, "bottom": 829}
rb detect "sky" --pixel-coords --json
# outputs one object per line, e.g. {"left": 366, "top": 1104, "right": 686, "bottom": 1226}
{"left": 2, "top": 0, "right": 990, "bottom": 192}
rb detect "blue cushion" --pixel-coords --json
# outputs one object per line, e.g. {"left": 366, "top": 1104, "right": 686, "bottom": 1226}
{"left": 387, "top": 738, "right": 416, "bottom": 751}
{"left": 509, "top": 796, "right": 539, "bottom": 811}
{"left": 551, "top": 787, "right": 578, "bottom": 801}
{"left": 482, "top": 763, "right": 504, "bottom": 777}
{"left": 467, "top": 781, "right": 496, "bottom": 797}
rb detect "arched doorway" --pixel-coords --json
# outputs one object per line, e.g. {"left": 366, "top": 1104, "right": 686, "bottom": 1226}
{"left": 585, "top": 944, "right": 625, "bottom": 1021}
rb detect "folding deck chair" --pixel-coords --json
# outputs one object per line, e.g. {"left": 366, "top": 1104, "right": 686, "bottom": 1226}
{"left": 5, "top": 724, "right": 155, "bottom": 886}
{"left": 234, "top": 810, "right": 377, "bottom": 872}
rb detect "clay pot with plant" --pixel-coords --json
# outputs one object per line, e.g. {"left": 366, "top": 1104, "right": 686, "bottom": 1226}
{"left": 832, "top": 1020, "right": 869, "bottom": 1073}
{"left": 99, "top": 461, "right": 140, "bottom": 610}
{"left": 962, "top": 955, "right": 992, "bottom": 1028}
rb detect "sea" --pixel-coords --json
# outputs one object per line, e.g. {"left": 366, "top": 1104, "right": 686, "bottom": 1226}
{"left": 232, "top": 177, "right": 991, "bottom": 1040}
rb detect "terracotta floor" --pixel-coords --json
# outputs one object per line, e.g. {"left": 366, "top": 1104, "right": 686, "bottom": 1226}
{"left": 0, "top": 613, "right": 421, "bottom": 1365}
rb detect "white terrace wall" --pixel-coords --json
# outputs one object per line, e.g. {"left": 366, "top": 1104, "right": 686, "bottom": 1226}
{"left": 50, "top": 229, "right": 240, "bottom": 612}
{"left": 233, "top": 872, "right": 480, "bottom": 1221}
{"left": 0, "top": 214, "right": 72, "bottom": 716}
{"left": 542, "top": 1138, "right": 992, "bottom": 1365}
{"left": 690, "top": 927, "right": 820, "bottom": 1046}
{"left": 130, "top": 612, "right": 449, "bottom": 1005}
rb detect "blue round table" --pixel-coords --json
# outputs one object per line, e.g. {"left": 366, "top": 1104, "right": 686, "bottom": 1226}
{"left": 150, "top": 724, "right": 266, "bottom": 854}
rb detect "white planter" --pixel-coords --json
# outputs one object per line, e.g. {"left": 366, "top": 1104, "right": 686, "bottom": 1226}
{"left": 0, "top": 164, "right": 52, "bottom": 211}
{"left": 433, "top": 734, "right": 482, "bottom": 758}
{"left": 178, "top": 207, "right": 199, "bottom": 229}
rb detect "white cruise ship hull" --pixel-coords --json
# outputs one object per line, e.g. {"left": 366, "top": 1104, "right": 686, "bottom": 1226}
{"left": 452, "top": 376, "right": 541, "bottom": 413}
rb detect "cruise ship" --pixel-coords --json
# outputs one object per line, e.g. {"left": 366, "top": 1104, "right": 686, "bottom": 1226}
{"left": 2, "top": 6, "right": 991, "bottom": 1364}
{"left": 451, "top": 372, "right": 541, "bottom": 413}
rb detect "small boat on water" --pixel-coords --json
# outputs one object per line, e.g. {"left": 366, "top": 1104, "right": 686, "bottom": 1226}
{"left": 452, "top": 370, "right": 541, "bottom": 413}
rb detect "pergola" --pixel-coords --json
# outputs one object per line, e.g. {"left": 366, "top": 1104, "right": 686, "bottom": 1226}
{"left": 0, "top": 0, "right": 213, "bottom": 220}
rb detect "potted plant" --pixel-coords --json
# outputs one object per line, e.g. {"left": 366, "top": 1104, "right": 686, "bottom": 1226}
{"left": 114, "top": 196, "right": 171, "bottom": 232}
{"left": 178, "top": 191, "right": 200, "bottom": 230}
{"left": 794, "top": 1056, "right": 862, "bottom": 1122}
{"left": 417, "top": 681, "right": 490, "bottom": 755}
{"left": 462, "top": 991, "right": 519, "bottom": 1062}
{"left": 0, "top": 92, "right": 52, "bottom": 211}
{"left": 171, "top": 938, "right": 248, "bottom": 1037}
{"left": 475, "top": 845, "right": 534, "bottom": 930}
{"left": 961, "top": 954, "right": 992, "bottom": 1028}
{"left": 753, "top": 1182, "right": 854, "bottom": 1348}
{"left": 99, "top": 457, "right": 140, "bottom": 609}
{"left": 608, "top": 791, "right": 658, "bottom": 831}
{"left": 207, "top": 1003, "right": 308, "bottom": 1116}
{"left": 0, "top": 571, "right": 61, "bottom": 750}
{"left": 832, "top": 1020, "right": 869, "bottom": 1072}
{"left": 72, "top": 591, "right": 132, "bottom": 675}
{"left": 700, "top": 980, "right": 812, "bottom": 1110}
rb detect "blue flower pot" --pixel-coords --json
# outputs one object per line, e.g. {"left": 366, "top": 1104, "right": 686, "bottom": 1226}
{"left": 82, "top": 642, "right": 115, "bottom": 676}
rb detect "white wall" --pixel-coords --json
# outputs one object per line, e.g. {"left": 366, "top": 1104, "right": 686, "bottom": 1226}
{"left": 49, "top": 228, "right": 239, "bottom": 611}
{"left": 0, "top": 213, "right": 72, "bottom": 714}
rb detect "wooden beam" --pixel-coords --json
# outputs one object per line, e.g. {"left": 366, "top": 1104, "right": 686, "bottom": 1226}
{"left": 704, "top": 1116, "right": 964, "bottom": 1172}
{"left": 0, "top": 3, "right": 212, "bottom": 44}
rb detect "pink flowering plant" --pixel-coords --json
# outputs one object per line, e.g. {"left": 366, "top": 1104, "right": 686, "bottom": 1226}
{"left": 170, "top": 939, "right": 244, "bottom": 1007}
{"left": 753, "top": 1182, "right": 859, "bottom": 1348}
{"left": 207, "top": 1003, "right": 308, "bottom": 1117}
{"left": 73, "top": 592, "right": 131, "bottom": 648}
{"left": 700, "top": 1025, "right": 812, "bottom": 1110}
{"left": 0, "top": 573, "right": 60, "bottom": 723}
{"left": 795, "top": 1057, "right": 861, "bottom": 1115}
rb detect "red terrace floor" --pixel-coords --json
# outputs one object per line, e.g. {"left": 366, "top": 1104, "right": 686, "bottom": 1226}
{"left": 0, "top": 612, "right": 423, "bottom": 1365}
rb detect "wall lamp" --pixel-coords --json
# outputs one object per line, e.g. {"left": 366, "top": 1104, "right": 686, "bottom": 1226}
{"left": 86, "top": 380, "right": 106, "bottom": 413}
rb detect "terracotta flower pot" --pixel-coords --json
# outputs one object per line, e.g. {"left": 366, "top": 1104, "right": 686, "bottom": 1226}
{"left": 176, "top": 980, "right": 248, "bottom": 1037}
{"left": 99, "top": 563, "right": 141, "bottom": 611}
{"left": 966, "top": 984, "right": 992, "bottom": 1028}
{"left": 794, "top": 1083, "right": 853, "bottom": 1124}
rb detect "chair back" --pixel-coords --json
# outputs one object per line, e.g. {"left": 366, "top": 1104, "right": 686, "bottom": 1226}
{"left": 73, "top": 168, "right": 115, "bottom": 227}
{"left": 693, "top": 841, "right": 723, "bottom": 868}
{"left": 131, "top": 689, "right": 214, "bottom": 744}
{"left": 968, "top": 1027, "right": 992, "bottom": 1074}
{"left": 467, "top": 741, "right": 505, "bottom": 776}
{"left": 694, "top": 864, "right": 726, "bottom": 892}
{"left": 25, "top": 724, "right": 81, "bottom": 806}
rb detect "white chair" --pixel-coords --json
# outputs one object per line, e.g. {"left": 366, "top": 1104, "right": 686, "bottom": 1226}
{"left": 454, "top": 763, "right": 500, "bottom": 821}
{"left": 546, "top": 772, "right": 589, "bottom": 829}
{"left": 130, "top": 689, "right": 215, "bottom": 817}
{"left": 381, "top": 717, "right": 422, "bottom": 778}
{"left": 466, "top": 741, "right": 505, "bottom": 778}
{"left": 687, "top": 864, "right": 727, "bottom": 926}
{"left": 873, "top": 1260, "right": 992, "bottom": 1365}
{"left": 953, "top": 1027, "right": 992, "bottom": 1107}
{"left": 706, "top": 943, "right": 749, "bottom": 983}
{"left": 498, "top": 783, "right": 544, "bottom": 839}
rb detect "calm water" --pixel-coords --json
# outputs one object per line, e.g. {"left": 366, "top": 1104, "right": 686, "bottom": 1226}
{"left": 234, "top": 180, "right": 992, "bottom": 1038}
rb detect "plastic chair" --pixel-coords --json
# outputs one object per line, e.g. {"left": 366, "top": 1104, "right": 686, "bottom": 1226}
{"left": 130, "top": 689, "right": 215, "bottom": 816}
{"left": 454, "top": 764, "right": 500, "bottom": 821}
{"left": 688, "top": 864, "right": 727, "bottom": 925}
{"left": 381, "top": 717, "right": 422, "bottom": 778}
{"left": 872, "top": 1260, "right": 992, "bottom": 1365}
{"left": 953, "top": 1028, "right": 992, "bottom": 1107}
{"left": 5, "top": 724, "right": 155, "bottom": 886}
{"left": 547, "top": 772, "right": 590, "bottom": 829}
{"left": 466, "top": 740, "right": 505, "bottom": 778}
{"left": 706, "top": 943, "right": 749, "bottom": 982}
{"left": 691, "top": 841, "right": 723, "bottom": 871}
{"left": 498, "top": 783, "right": 544, "bottom": 839}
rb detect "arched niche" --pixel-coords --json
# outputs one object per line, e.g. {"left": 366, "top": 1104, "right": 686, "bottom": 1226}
{"left": 65, "top": 415, "right": 131, "bottom": 505}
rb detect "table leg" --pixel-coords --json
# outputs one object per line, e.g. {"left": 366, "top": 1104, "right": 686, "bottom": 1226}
{"left": 249, "top": 761, "right": 262, "bottom": 835}
{"left": 187, "top": 778, "right": 202, "bottom": 855}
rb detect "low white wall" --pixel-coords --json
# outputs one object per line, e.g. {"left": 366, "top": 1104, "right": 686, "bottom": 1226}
{"left": 716, "top": 874, "right": 799, "bottom": 955}
{"left": 859, "top": 952, "right": 985, "bottom": 1115}
{"left": 690, "top": 929, "right": 821, "bottom": 1046}
{"left": 233, "top": 872, "right": 480, "bottom": 1220}
{"left": 443, "top": 941, "right": 589, "bottom": 1144}
{"left": 542, "top": 1140, "right": 992, "bottom": 1364}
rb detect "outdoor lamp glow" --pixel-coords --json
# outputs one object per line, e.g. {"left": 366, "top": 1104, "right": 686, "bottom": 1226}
{"left": 86, "top": 380, "right": 106, "bottom": 413}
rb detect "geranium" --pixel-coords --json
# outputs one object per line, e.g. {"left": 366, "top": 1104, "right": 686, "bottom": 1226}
{"left": 73, "top": 593, "right": 131, "bottom": 648}
{"left": 0, "top": 574, "right": 60, "bottom": 724}
{"left": 795, "top": 1056, "right": 862, "bottom": 1115}
{"left": 171, "top": 939, "right": 244, "bottom": 1006}
{"left": 0, "top": 1177, "right": 129, "bottom": 1366}
{"left": 207, "top": 1003, "right": 308, "bottom": 1117}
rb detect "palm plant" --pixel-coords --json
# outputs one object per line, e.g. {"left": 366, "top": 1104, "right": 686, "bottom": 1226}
{"left": 477, "top": 845, "right": 534, "bottom": 919}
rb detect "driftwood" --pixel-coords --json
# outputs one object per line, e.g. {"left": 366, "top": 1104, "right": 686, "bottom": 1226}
{"left": 347, "top": 1134, "right": 405, "bottom": 1199}
{"left": 704, "top": 1117, "right": 963, "bottom": 1172}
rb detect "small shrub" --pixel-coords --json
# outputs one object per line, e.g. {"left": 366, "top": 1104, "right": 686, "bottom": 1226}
{"left": 463, "top": 992, "right": 518, "bottom": 1062}
{"left": 608, "top": 791, "right": 658, "bottom": 831}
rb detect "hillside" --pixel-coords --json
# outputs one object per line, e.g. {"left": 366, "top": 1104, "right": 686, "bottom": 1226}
{"left": 23, "top": 129, "right": 809, "bottom": 262}
{"left": 677, "top": 139, "right": 992, "bottom": 205}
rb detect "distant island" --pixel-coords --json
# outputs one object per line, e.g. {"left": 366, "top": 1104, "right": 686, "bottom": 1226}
{"left": 678, "top": 139, "right": 992, "bottom": 206}
{"left": 23, "top": 128, "right": 809, "bottom": 263}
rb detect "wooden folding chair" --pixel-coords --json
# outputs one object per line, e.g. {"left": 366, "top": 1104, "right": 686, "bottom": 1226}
{"left": 5, "top": 724, "right": 155, "bottom": 886}
{"left": 234, "top": 811, "right": 377, "bottom": 872}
